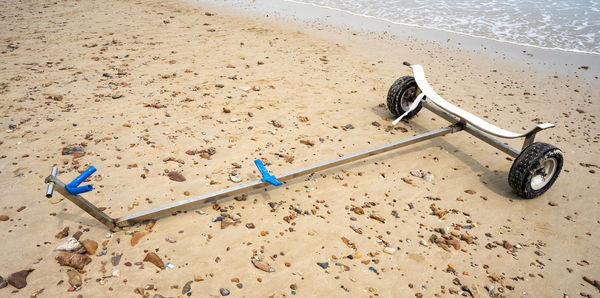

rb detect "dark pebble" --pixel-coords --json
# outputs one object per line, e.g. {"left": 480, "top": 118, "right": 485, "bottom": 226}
{"left": 220, "top": 288, "right": 230, "bottom": 296}
{"left": 316, "top": 262, "right": 328, "bottom": 269}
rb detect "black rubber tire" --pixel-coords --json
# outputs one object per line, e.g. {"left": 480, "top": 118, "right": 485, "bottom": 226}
{"left": 508, "top": 142, "right": 563, "bottom": 199}
{"left": 386, "top": 76, "right": 423, "bottom": 118}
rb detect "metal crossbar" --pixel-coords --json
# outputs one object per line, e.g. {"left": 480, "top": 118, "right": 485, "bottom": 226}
{"left": 45, "top": 98, "right": 523, "bottom": 231}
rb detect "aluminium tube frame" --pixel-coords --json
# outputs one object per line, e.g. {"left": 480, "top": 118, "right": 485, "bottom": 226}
{"left": 44, "top": 98, "right": 524, "bottom": 231}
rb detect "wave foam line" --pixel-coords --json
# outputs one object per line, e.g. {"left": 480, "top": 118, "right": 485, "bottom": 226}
{"left": 283, "top": 0, "right": 600, "bottom": 56}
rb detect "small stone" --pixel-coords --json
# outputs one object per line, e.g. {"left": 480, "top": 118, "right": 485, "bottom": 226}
{"left": 230, "top": 175, "right": 242, "bottom": 183}
{"left": 168, "top": 171, "right": 186, "bottom": 182}
{"left": 111, "top": 254, "right": 122, "bottom": 266}
{"left": 7, "top": 269, "right": 34, "bottom": 289}
{"left": 55, "top": 227, "right": 69, "bottom": 239}
{"left": 81, "top": 239, "right": 98, "bottom": 255}
{"left": 419, "top": 239, "right": 428, "bottom": 247}
{"left": 0, "top": 215, "right": 9, "bottom": 221}
{"left": 383, "top": 247, "right": 396, "bottom": 254}
{"left": 182, "top": 281, "right": 193, "bottom": 295}
{"left": 222, "top": 107, "right": 231, "bottom": 113}
{"left": 131, "top": 231, "right": 146, "bottom": 246}
{"left": 464, "top": 189, "right": 476, "bottom": 195}
{"left": 232, "top": 214, "right": 241, "bottom": 221}
{"left": 252, "top": 259, "right": 274, "bottom": 272}
{"left": 194, "top": 275, "right": 204, "bottom": 282}
{"left": 236, "top": 283, "right": 243, "bottom": 288}
{"left": 245, "top": 223, "right": 255, "bottom": 229}
{"left": 220, "top": 288, "right": 230, "bottom": 296}
{"left": 56, "top": 252, "right": 91, "bottom": 270}
{"left": 144, "top": 252, "right": 165, "bottom": 269}
{"left": 165, "top": 237, "right": 177, "bottom": 243}
{"left": 316, "top": 262, "right": 329, "bottom": 269}
{"left": 67, "top": 271, "right": 82, "bottom": 287}
{"left": 344, "top": 124, "right": 355, "bottom": 130}
{"left": 62, "top": 144, "right": 84, "bottom": 155}
{"left": 72, "top": 231, "right": 83, "bottom": 240}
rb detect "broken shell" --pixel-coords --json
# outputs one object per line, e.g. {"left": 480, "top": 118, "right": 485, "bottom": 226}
{"left": 111, "top": 269, "right": 121, "bottom": 277}
{"left": 55, "top": 237, "right": 85, "bottom": 253}
{"left": 410, "top": 169, "right": 423, "bottom": 178}
{"left": 230, "top": 175, "right": 242, "bottom": 183}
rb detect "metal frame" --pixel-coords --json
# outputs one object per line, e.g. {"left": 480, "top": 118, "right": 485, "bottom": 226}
{"left": 44, "top": 95, "right": 534, "bottom": 231}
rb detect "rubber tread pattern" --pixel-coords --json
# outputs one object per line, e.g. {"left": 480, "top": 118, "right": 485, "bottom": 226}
{"left": 386, "top": 76, "right": 423, "bottom": 118}
{"left": 508, "top": 142, "right": 563, "bottom": 199}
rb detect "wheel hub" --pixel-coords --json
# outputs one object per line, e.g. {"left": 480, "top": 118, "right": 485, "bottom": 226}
{"left": 530, "top": 157, "right": 558, "bottom": 190}
{"left": 400, "top": 86, "right": 417, "bottom": 111}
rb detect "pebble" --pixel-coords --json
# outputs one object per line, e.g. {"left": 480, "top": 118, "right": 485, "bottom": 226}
{"left": 165, "top": 237, "right": 177, "bottom": 243}
{"left": 383, "top": 247, "right": 396, "bottom": 254}
{"left": 316, "top": 262, "right": 329, "bottom": 269}
{"left": 182, "top": 281, "right": 193, "bottom": 294}
{"left": 220, "top": 288, "right": 230, "bottom": 296}
{"left": 419, "top": 239, "right": 429, "bottom": 247}
{"left": 168, "top": 171, "right": 186, "bottom": 182}
{"left": 7, "top": 269, "right": 34, "bottom": 289}
{"left": 143, "top": 252, "right": 165, "bottom": 269}
{"left": 230, "top": 175, "right": 242, "bottom": 183}
{"left": 81, "top": 239, "right": 98, "bottom": 255}
{"left": 236, "top": 283, "right": 243, "bottom": 288}
{"left": 0, "top": 215, "right": 9, "bottom": 221}
{"left": 232, "top": 214, "right": 241, "bottom": 221}
{"left": 55, "top": 227, "right": 69, "bottom": 239}
{"left": 111, "top": 254, "right": 121, "bottom": 266}
{"left": 56, "top": 252, "right": 91, "bottom": 270}
{"left": 61, "top": 144, "right": 84, "bottom": 155}
{"left": 165, "top": 262, "right": 175, "bottom": 270}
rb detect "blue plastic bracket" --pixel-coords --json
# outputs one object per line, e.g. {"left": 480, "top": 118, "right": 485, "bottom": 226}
{"left": 66, "top": 166, "right": 96, "bottom": 195}
{"left": 254, "top": 159, "right": 282, "bottom": 186}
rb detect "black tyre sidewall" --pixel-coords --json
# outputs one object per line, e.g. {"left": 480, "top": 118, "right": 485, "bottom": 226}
{"left": 509, "top": 142, "right": 563, "bottom": 199}
{"left": 386, "top": 76, "right": 422, "bottom": 118}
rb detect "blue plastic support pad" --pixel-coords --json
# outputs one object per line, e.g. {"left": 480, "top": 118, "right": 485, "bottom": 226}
{"left": 254, "top": 159, "right": 282, "bottom": 186}
{"left": 66, "top": 166, "right": 96, "bottom": 195}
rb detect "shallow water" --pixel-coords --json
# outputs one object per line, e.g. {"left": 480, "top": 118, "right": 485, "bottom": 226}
{"left": 285, "top": 0, "right": 600, "bottom": 54}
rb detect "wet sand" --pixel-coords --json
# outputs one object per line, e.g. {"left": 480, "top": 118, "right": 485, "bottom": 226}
{"left": 0, "top": 0, "right": 599, "bottom": 297}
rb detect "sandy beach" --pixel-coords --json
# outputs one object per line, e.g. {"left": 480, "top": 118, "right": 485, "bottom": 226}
{"left": 0, "top": 0, "right": 599, "bottom": 297}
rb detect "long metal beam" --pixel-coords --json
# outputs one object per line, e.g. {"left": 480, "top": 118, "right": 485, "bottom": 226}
{"left": 422, "top": 100, "right": 520, "bottom": 158}
{"left": 114, "top": 125, "right": 457, "bottom": 227}
{"left": 45, "top": 99, "right": 524, "bottom": 230}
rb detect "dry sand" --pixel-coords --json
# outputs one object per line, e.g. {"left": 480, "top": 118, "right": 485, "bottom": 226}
{"left": 0, "top": 0, "right": 599, "bottom": 297}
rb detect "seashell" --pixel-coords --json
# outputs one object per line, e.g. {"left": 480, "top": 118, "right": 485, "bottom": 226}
{"left": 56, "top": 237, "right": 85, "bottom": 253}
